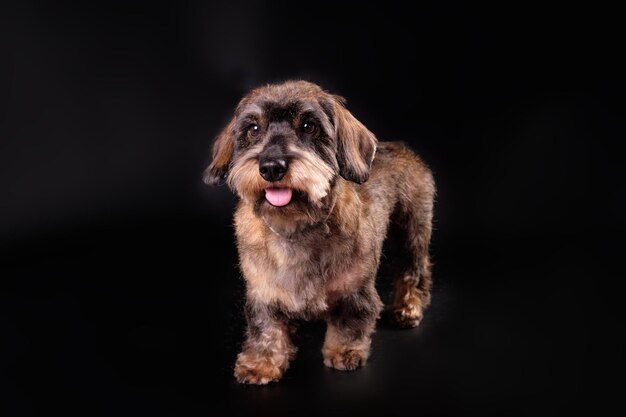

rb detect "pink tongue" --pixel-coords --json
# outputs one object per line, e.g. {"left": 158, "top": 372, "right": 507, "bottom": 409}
{"left": 265, "top": 187, "right": 293, "bottom": 207}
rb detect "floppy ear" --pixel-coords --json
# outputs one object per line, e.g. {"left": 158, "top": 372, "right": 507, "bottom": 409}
{"left": 331, "top": 96, "right": 378, "bottom": 184}
{"left": 202, "top": 117, "right": 235, "bottom": 186}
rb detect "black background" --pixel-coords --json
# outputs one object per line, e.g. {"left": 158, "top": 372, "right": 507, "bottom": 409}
{"left": 2, "top": 1, "right": 625, "bottom": 416}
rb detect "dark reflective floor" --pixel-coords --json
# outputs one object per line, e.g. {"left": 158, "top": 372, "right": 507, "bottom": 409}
{"left": 2, "top": 211, "right": 623, "bottom": 416}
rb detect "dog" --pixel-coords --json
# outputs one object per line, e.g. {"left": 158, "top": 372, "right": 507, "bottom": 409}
{"left": 203, "top": 80, "right": 435, "bottom": 385}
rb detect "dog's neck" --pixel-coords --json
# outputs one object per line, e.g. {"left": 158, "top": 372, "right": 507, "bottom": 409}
{"left": 261, "top": 201, "right": 335, "bottom": 241}
{"left": 261, "top": 180, "right": 360, "bottom": 241}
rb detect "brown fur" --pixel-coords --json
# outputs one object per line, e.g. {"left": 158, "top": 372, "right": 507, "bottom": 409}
{"left": 204, "top": 80, "right": 435, "bottom": 384}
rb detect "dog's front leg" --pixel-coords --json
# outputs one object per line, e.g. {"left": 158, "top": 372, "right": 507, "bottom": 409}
{"left": 234, "top": 300, "right": 296, "bottom": 385}
{"left": 323, "top": 285, "right": 383, "bottom": 371}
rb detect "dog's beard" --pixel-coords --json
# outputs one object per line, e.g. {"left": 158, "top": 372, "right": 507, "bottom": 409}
{"left": 227, "top": 146, "right": 337, "bottom": 236}
{"left": 287, "top": 147, "right": 336, "bottom": 204}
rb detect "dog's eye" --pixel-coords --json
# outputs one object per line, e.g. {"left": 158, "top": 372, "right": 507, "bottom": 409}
{"left": 247, "top": 124, "right": 261, "bottom": 138}
{"left": 302, "top": 122, "right": 317, "bottom": 135}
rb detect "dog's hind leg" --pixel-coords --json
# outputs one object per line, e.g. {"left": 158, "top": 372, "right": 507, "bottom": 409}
{"left": 389, "top": 172, "right": 435, "bottom": 328}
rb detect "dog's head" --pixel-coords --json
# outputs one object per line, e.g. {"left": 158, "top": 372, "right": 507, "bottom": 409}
{"left": 203, "top": 81, "right": 377, "bottom": 232}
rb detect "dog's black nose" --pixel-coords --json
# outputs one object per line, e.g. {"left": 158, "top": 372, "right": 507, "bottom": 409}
{"left": 259, "top": 158, "right": 288, "bottom": 182}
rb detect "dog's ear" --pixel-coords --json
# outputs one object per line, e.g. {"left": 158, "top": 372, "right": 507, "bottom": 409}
{"left": 203, "top": 117, "right": 235, "bottom": 186}
{"left": 330, "top": 96, "right": 378, "bottom": 184}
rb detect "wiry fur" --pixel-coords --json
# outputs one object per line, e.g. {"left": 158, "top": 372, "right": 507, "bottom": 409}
{"left": 203, "top": 80, "right": 435, "bottom": 384}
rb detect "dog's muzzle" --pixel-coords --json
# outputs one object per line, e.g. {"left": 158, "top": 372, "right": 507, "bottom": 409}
{"left": 260, "top": 158, "right": 292, "bottom": 206}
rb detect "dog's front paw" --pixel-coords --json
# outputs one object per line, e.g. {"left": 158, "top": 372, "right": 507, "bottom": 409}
{"left": 390, "top": 304, "right": 423, "bottom": 328}
{"left": 234, "top": 354, "right": 284, "bottom": 385}
{"left": 323, "top": 347, "right": 368, "bottom": 371}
